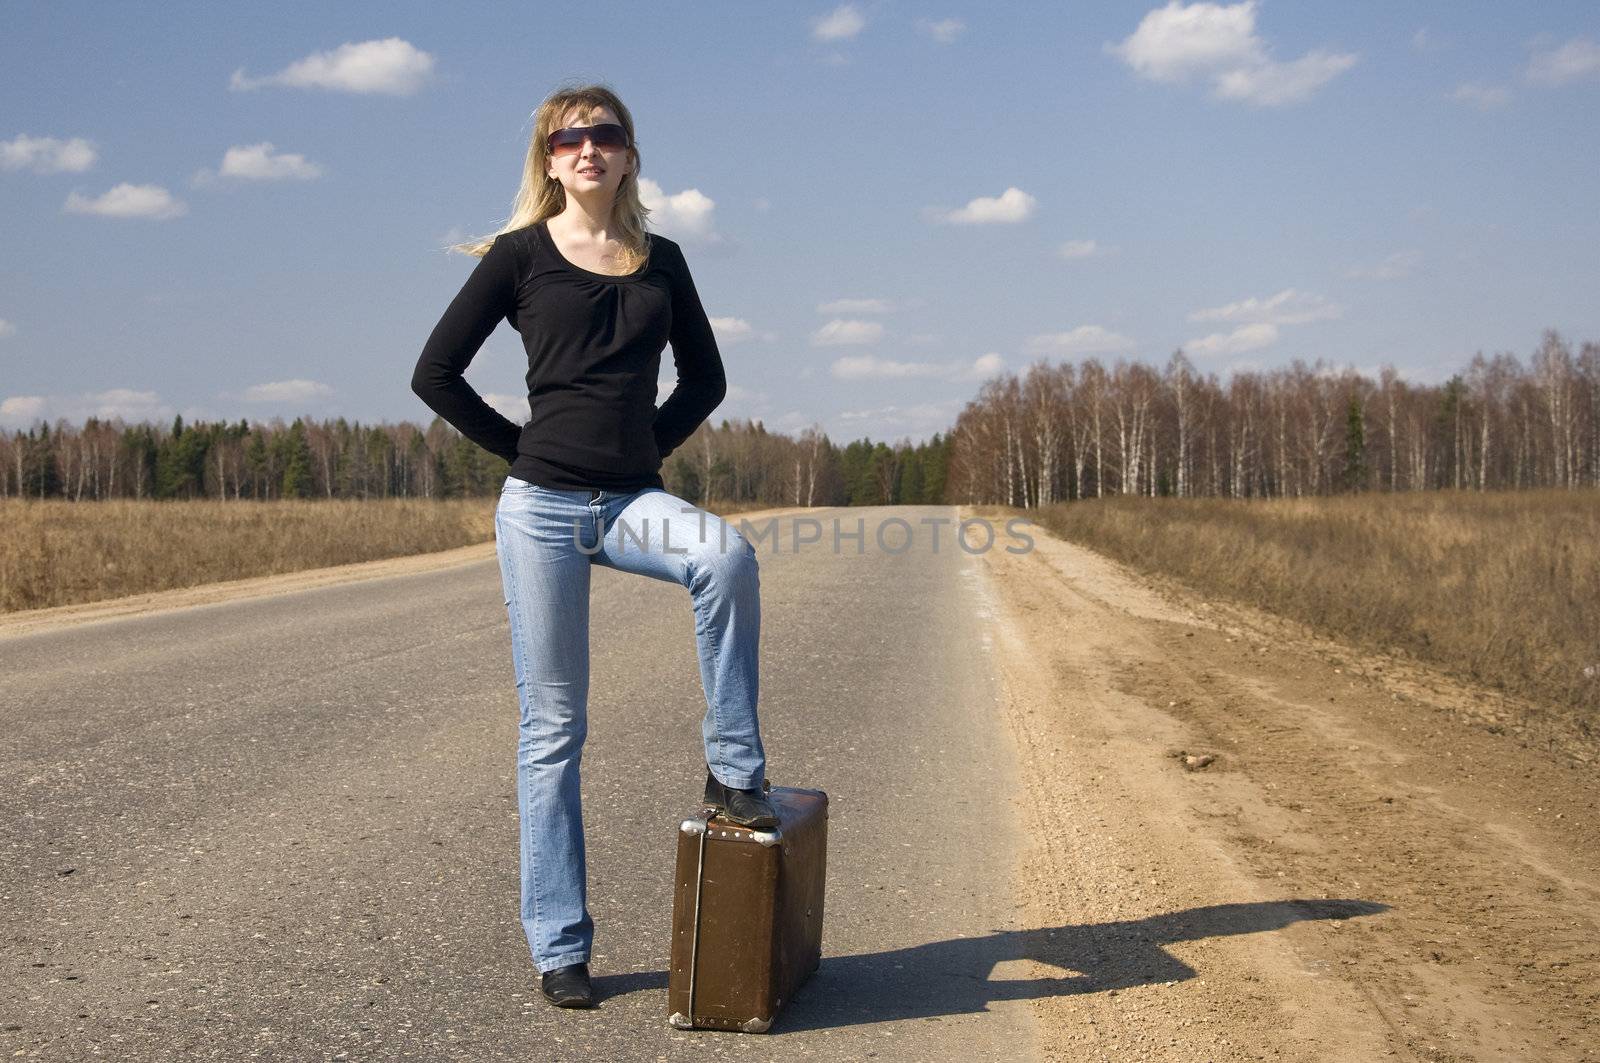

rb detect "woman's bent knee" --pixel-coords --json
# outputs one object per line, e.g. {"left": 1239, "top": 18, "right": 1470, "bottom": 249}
{"left": 689, "top": 532, "right": 756, "bottom": 590}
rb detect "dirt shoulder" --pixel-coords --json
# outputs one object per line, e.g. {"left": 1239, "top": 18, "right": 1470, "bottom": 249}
{"left": 0, "top": 505, "right": 813, "bottom": 641}
{"left": 969, "top": 508, "right": 1600, "bottom": 1062}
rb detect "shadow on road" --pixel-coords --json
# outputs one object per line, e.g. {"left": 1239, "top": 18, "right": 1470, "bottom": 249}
{"left": 599, "top": 898, "right": 1387, "bottom": 1032}
{"left": 593, "top": 969, "right": 670, "bottom": 998}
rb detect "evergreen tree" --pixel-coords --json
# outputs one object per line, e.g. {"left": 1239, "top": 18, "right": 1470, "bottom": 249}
{"left": 124, "top": 424, "right": 159, "bottom": 498}
{"left": 840, "top": 439, "right": 876, "bottom": 505}
{"left": 1342, "top": 393, "right": 1367, "bottom": 492}
{"left": 279, "top": 419, "right": 314, "bottom": 498}
{"left": 870, "top": 441, "right": 896, "bottom": 503}
{"left": 365, "top": 426, "right": 391, "bottom": 498}
{"left": 155, "top": 419, "right": 208, "bottom": 498}
{"left": 245, "top": 430, "right": 271, "bottom": 499}
{"left": 666, "top": 455, "right": 703, "bottom": 503}
{"left": 897, "top": 449, "right": 926, "bottom": 503}
{"left": 922, "top": 432, "right": 949, "bottom": 503}
{"left": 23, "top": 425, "right": 61, "bottom": 497}
{"left": 1434, "top": 374, "right": 1465, "bottom": 490}
{"left": 706, "top": 457, "right": 733, "bottom": 503}
{"left": 438, "top": 436, "right": 475, "bottom": 497}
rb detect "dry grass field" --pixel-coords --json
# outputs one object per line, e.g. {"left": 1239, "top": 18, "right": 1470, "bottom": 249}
{"left": 0, "top": 498, "right": 497, "bottom": 613}
{"left": 0, "top": 494, "right": 785, "bottom": 615}
{"left": 1017, "top": 488, "right": 1599, "bottom": 722}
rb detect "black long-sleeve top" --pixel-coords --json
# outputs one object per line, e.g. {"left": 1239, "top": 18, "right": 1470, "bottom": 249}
{"left": 410, "top": 219, "right": 726, "bottom": 491}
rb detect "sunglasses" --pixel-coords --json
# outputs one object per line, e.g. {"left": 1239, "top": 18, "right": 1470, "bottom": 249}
{"left": 546, "top": 123, "right": 630, "bottom": 157}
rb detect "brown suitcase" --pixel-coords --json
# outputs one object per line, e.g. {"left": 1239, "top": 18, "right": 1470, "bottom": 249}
{"left": 667, "top": 786, "right": 828, "bottom": 1032}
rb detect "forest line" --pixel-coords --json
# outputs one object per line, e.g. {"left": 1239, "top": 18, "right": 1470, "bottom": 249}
{"left": 4, "top": 329, "right": 1595, "bottom": 506}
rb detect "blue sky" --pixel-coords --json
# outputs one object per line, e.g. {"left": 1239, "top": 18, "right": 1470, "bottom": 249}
{"left": 3, "top": 1, "right": 1597, "bottom": 445}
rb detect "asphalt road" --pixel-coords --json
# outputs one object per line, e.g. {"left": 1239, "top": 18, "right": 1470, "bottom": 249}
{"left": 1, "top": 506, "right": 1039, "bottom": 1061}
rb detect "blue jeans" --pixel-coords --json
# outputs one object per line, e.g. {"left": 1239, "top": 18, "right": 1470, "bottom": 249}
{"left": 493, "top": 476, "right": 766, "bottom": 973}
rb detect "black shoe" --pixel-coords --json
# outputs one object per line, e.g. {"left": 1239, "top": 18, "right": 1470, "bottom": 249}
{"left": 541, "top": 962, "right": 594, "bottom": 1008}
{"left": 704, "top": 770, "right": 780, "bottom": 829}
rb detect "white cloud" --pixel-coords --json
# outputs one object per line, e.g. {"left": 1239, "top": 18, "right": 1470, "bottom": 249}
{"left": 482, "top": 392, "right": 530, "bottom": 423}
{"left": 243, "top": 379, "right": 333, "bottom": 403}
{"left": 836, "top": 401, "right": 958, "bottom": 422}
{"left": 1411, "top": 28, "right": 1446, "bottom": 54}
{"left": 1347, "top": 249, "right": 1421, "bottom": 281}
{"left": 833, "top": 400, "right": 962, "bottom": 441}
{"left": 1058, "top": 239, "right": 1103, "bottom": 259}
{"left": 0, "top": 396, "right": 46, "bottom": 423}
{"left": 0, "top": 319, "right": 15, "bottom": 338}
{"left": 638, "top": 177, "right": 718, "bottom": 242}
{"left": 63, "top": 183, "right": 186, "bottom": 220}
{"left": 934, "top": 186, "right": 1036, "bottom": 224}
{"left": 1172, "top": 288, "right": 1329, "bottom": 364}
{"left": 88, "top": 389, "right": 169, "bottom": 421}
{"left": 813, "top": 4, "right": 865, "bottom": 42}
{"left": 215, "top": 142, "right": 325, "bottom": 180}
{"left": 1107, "top": 1, "right": 1356, "bottom": 107}
{"left": 818, "top": 297, "right": 893, "bottom": 315}
{"left": 812, "top": 319, "right": 885, "bottom": 346}
{"left": 709, "top": 317, "right": 754, "bottom": 343}
{"left": 1449, "top": 83, "right": 1510, "bottom": 109}
{"left": 1212, "top": 50, "right": 1358, "bottom": 106}
{"left": 1185, "top": 322, "right": 1278, "bottom": 357}
{"left": 969, "top": 352, "right": 1006, "bottom": 377}
{"left": 917, "top": 18, "right": 965, "bottom": 44}
{"left": 765, "top": 410, "right": 815, "bottom": 434}
{"left": 1189, "top": 288, "right": 1340, "bottom": 326}
{"left": 722, "top": 382, "right": 768, "bottom": 407}
{"left": 1, "top": 134, "right": 96, "bottom": 174}
{"left": 230, "top": 37, "right": 436, "bottom": 95}
{"left": 1109, "top": 1, "right": 1261, "bottom": 82}
{"left": 657, "top": 377, "right": 768, "bottom": 415}
{"left": 1, "top": 389, "right": 171, "bottom": 426}
{"left": 1350, "top": 363, "right": 1413, "bottom": 383}
{"left": 1023, "top": 326, "right": 1136, "bottom": 356}
{"left": 831, "top": 352, "right": 1004, "bottom": 381}
{"left": 1526, "top": 37, "right": 1600, "bottom": 86}
{"left": 831, "top": 356, "right": 944, "bottom": 380}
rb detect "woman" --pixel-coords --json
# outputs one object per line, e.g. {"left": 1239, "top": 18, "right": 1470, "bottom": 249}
{"left": 409, "top": 83, "right": 777, "bottom": 1010}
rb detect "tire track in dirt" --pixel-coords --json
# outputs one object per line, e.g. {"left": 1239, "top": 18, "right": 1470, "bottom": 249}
{"left": 970, "top": 512, "right": 1600, "bottom": 1062}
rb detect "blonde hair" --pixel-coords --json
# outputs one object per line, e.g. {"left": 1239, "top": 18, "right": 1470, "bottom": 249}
{"left": 450, "top": 82, "right": 651, "bottom": 272}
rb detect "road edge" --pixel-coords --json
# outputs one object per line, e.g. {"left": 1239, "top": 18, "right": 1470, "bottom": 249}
{"left": 0, "top": 505, "right": 816, "bottom": 641}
